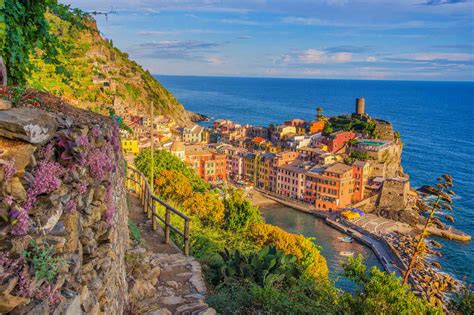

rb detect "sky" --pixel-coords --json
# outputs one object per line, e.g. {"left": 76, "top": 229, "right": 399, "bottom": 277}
{"left": 62, "top": 0, "right": 474, "bottom": 81}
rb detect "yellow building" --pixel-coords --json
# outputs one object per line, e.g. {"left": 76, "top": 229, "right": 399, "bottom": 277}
{"left": 121, "top": 139, "right": 139, "bottom": 155}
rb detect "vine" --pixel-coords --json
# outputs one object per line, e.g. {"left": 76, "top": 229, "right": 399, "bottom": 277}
{"left": 0, "top": 0, "right": 89, "bottom": 84}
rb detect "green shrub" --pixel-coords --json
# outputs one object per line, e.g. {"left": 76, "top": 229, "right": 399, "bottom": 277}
{"left": 22, "top": 240, "right": 63, "bottom": 282}
{"left": 128, "top": 219, "right": 142, "bottom": 242}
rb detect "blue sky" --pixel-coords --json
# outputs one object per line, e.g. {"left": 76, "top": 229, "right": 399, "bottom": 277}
{"left": 63, "top": 0, "right": 473, "bottom": 81}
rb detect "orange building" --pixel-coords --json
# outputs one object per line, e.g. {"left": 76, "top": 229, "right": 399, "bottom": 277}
{"left": 305, "top": 163, "right": 354, "bottom": 211}
{"left": 185, "top": 145, "right": 227, "bottom": 182}
{"left": 352, "top": 160, "right": 370, "bottom": 203}
{"left": 309, "top": 120, "right": 325, "bottom": 133}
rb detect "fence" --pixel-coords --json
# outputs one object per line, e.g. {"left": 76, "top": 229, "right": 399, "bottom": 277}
{"left": 126, "top": 165, "right": 190, "bottom": 255}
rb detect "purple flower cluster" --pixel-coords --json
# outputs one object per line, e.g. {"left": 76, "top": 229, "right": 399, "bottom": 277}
{"left": 105, "top": 183, "right": 115, "bottom": 225}
{"left": 77, "top": 181, "right": 88, "bottom": 194}
{"left": 9, "top": 205, "right": 30, "bottom": 236}
{"left": 0, "top": 251, "right": 24, "bottom": 283}
{"left": 2, "top": 157, "right": 16, "bottom": 180}
{"left": 91, "top": 126, "right": 101, "bottom": 138}
{"left": 86, "top": 146, "right": 115, "bottom": 181}
{"left": 39, "top": 142, "right": 55, "bottom": 161}
{"left": 23, "top": 161, "right": 65, "bottom": 211}
{"left": 65, "top": 199, "right": 77, "bottom": 214}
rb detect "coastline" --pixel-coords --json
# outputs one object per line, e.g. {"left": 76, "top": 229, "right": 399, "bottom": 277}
{"left": 251, "top": 189, "right": 461, "bottom": 305}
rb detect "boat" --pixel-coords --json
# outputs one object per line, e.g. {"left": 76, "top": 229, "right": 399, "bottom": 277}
{"left": 338, "top": 236, "right": 354, "bottom": 243}
{"left": 339, "top": 251, "right": 354, "bottom": 257}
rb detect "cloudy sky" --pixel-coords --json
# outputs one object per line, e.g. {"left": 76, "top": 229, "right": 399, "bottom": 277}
{"left": 63, "top": 0, "right": 473, "bottom": 81}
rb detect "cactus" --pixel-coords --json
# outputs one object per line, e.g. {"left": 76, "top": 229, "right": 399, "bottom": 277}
{"left": 211, "top": 245, "right": 300, "bottom": 288}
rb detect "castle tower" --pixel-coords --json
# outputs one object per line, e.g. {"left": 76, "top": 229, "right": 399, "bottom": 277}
{"left": 355, "top": 98, "right": 365, "bottom": 115}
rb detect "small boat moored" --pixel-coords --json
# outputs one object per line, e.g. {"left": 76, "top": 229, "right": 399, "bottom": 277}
{"left": 339, "top": 251, "right": 354, "bottom": 257}
{"left": 338, "top": 236, "right": 354, "bottom": 243}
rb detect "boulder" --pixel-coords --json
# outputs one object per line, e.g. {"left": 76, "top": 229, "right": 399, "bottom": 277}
{"left": 0, "top": 108, "right": 57, "bottom": 144}
{"left": 0, "top": 137, "right": 36, "bottom": 175}
{"left": 5, "top": 177, "right": 27, "bottom": 201}
{"left": 0, "top": 292, "right": 30, "bottom": 313}
{"left": 0, "top": 99, "right": 12, "bottom": 110}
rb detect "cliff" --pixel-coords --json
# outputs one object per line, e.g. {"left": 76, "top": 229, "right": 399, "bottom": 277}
{"left": 0, "top": 90, "right": 129, "bottom": 313}
{"left": 27, "top": 14, "right": 191, "bottom": 122}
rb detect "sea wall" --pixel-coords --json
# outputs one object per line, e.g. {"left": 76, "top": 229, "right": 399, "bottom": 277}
{"left": 0, "top": 92, "right": 129, "bottom": 314}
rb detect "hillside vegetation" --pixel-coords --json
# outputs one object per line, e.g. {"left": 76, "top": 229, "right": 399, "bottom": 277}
{"left": 27, "top": 14, "right": 188, "bottom": 120}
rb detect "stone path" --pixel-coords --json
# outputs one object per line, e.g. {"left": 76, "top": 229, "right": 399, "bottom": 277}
{"left": 128, "top": 193, "right": 215, "bottom": 315}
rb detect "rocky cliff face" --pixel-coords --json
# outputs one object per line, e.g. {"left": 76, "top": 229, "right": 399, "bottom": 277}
{"left": 0, "top": 90, "right": 129, "bottom": 314}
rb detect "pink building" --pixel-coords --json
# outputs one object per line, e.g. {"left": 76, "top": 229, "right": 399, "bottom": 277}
{"left": 276, "top": 160, "right": 314, "bottom": 200}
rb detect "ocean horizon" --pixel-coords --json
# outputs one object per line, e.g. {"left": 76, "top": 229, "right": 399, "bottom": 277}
{"left": 156, "top": 74, "right": 474, "bottom": 283}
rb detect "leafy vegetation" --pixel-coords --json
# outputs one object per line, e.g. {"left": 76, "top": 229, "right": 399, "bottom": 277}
{"left": 128, "top": 219, "right": 142, "bottom": 242}
{"left": 449, "top": 282, "right": 474, "bottom": 315}
{"left": 341, "top": 255, "right": 441, "bottom": 314}
{"left": 324, "top": 115, "right": 377, "bottom": 138}
{"left": 0, "top": 1, "right": 87, "bottom": 84}
{"left": 22, "top": 240, "right": 63, "bottom": 282}
{"left": 208, "top": 246, "right": 301, "bottom": 288}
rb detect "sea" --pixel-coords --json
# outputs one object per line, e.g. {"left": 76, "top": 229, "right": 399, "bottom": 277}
{"left": 156, "top": 75, "right": 474, "bottom": 287}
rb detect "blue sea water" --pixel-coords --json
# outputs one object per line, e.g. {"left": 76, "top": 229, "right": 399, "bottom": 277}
{"left": 156, "top": 75, "right": 474, "bottom": 283}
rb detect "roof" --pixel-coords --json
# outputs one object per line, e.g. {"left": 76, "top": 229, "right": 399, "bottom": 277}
{"left": 252, "top": 137, "right": 267, "bottom": 144}
{"left": 353, "top": 160, "right": 369, "bottom": 167}
{"left": 324, "top": 163, "right": 353, "bottom": 174}
{"left": 280, "top": 160, "right": 315, "bottom": 173}
{"left": 170, "top": 141, "right": 185, "bottom": 152}
{"left": 298, "top": 146, "right": 327, "bottom": 154}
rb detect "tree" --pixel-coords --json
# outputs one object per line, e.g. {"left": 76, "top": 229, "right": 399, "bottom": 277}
{"left": 403, "top": 175, "right": 455, "bottom": 285}
{"left": 0, "top": 1, "right": 87, "bottom": 84}
{"left": 154, "top": 170, "right": 193, "bottom": 203}
{"left": 341, "top": 255, "right": 441, "bottom": 314}
{"left": 223, "top": 189, "right": 262, "bottom": 231}
{"left": 316, "top": 107, "right": 324, "bottom": 120}
{"left": 135, "top": 149, "right": 209, "bottom": 192}
{"left": 183, "top": 191, "right": 225, "bottom": 225}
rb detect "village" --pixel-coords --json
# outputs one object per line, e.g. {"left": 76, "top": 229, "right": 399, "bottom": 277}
{"left": 118, "top": 98, "right": 412, "bottom": 218}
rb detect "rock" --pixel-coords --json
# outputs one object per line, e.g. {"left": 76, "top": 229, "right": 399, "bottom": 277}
{"left": 0, "top": 99, "right": 12, "bottom": 110}
{"left": 0, "top": 137, "right": 36, "bottom": 175}
{"left": 0, "top": 292, "right": 30, "bottom": 313}
{"left": 53, "top": 295, "right": 81, "bottom": 315}
{"left": 198, "top": 308, "right": 216, "bottom": 315}
{"left": 10, "top": 235, "right": 34, "bottom": 255}
{"left": 40, "top": 235, "right": 66, "bottom": 253}
{"left": 147, "top": 308, "right": 172, "bottom": 315}
{"left": 63, "top": 211, "right": 80, "bottom": 253}
{"left": 160, "top": 295, "right": 185, "bottom": 306}
{"left": 10, "top": 300, "right": 49, "bottom": 315}
{"left": 5, "top": 177, "right": 27, "bottom": 201}
{"left": 0, "top": 108, "right": 57, "bottom": 144}
{"left": 39, "top": 204, "right": 63, "bottom": 232}
{"left": 130, "top": 279, "right": 156, "bottom": 300}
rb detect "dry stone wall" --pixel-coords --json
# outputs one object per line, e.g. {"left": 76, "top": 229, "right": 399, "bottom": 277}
{"left": 0, "top": 91, "right": 129, "bottom": 314}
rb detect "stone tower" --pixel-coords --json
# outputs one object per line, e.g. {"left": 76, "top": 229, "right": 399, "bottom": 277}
{"left": 355, "top": 98, "right": 365, "bottom": 115}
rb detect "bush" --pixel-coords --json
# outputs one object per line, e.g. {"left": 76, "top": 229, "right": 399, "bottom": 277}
{"left": 128, "top": 219, "right": 142, "bottom": 242}
{"left": 341, "top": 255, "right": 441, "bottom": 314}
{"left": 208, "top": 245, "right": 301, "bottom": 288}
{"left": 248, "top": 223, "right": 329, "bottom": 279}
{"left": 22, "top": 241, "right": 63, "bottom": 282}
{"left": 223, "top": 189, "right": 262, "bottom": 231}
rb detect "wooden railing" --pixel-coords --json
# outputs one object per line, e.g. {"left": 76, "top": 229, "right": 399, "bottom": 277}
{"left": 126, "top": 165, "right": 191, "bottom": 255}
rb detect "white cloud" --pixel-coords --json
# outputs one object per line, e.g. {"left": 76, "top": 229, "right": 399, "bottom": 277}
{"left": 282, "top": 49, "right": 353, "bottom": 64}
{"left": 397, "top": 52, "right": 472, "bottom": 61}
{"left": 206, "top": 55, "right": 223, "bottom": 65}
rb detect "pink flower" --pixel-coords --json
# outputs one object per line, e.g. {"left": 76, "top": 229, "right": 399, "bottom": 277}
{"left": 86, "top": 145, "right": 115, "bottom": 181}
{"left": 9, "top": 205, "right": 30, "bottom": 236}
{"left": 65, "top": 199, "right": 77, "bottom": 214}
{"left": 23, "top": 161, "right": 65, "bottom": 212}
{"left": 2, "top": 158, "right": 15, "bottom": 180}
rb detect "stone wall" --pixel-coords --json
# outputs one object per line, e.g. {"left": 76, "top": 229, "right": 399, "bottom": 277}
{"left": 0, "top": 91, "right": 129, "bottom": 314}
{"left": 378, "top": 177, "right": 410, "bottom": 210}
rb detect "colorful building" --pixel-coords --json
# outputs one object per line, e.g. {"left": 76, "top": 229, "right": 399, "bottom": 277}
{"left": 324, "top": 131, "right": 356, "bottom": 153}
{"left": 308, "top": 120, "right": 325, "bottom": 133}
{"left": 352, "top": 160, "right": 370, "bottom": 203}
{"left": 121, "top": 139, "right": 139, "bottom": 155}
{"left": 185, "top": 145, "right": 227, "bottom": 182}
{"left": 305, "top": 163, "right": 354, "bottom": 211}
{"left": 276, "top": 160, "right": 313, "bottom": 200}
